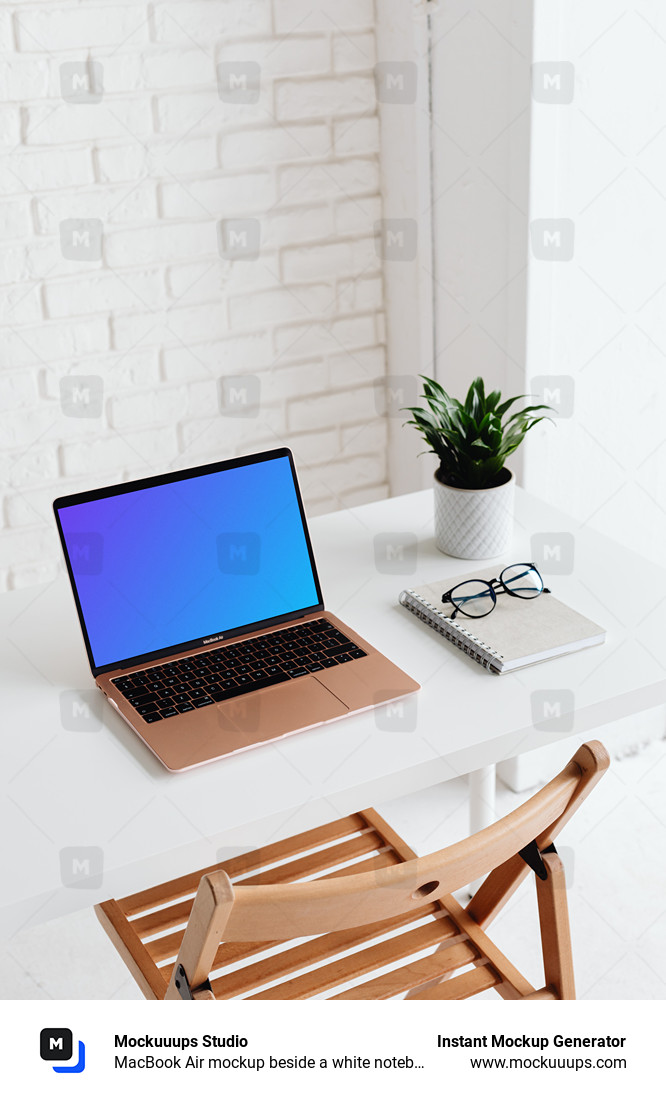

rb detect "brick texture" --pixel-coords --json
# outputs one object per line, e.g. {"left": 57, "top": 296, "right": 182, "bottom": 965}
{"left": 1, "top": 0, "right": 388, "bottom": 589}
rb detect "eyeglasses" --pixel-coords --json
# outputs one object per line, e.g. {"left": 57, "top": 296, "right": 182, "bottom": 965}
{"left": 441, "top": 563, "right": 550, "bottom": 620}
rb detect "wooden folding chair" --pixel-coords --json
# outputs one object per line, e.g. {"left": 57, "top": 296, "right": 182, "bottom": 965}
{"left": 96, "top": 740, "right": 609, "bottom": 1000}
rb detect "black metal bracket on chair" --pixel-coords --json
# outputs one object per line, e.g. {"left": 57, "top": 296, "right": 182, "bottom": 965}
{"left": 174, "top": 964, "right": 213, "bottom": 1001}
{"left": 518, "top": 840, "right": 558, "bottom": 881}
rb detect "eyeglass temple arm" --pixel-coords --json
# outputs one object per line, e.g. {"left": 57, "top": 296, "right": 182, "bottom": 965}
{"left": 440, "top": 591, "right": 460, "bottom": 619}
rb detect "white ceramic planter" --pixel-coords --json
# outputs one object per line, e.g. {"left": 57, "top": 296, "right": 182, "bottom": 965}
{"left": 433, "top": 469, "right": 515, "bottom": 559}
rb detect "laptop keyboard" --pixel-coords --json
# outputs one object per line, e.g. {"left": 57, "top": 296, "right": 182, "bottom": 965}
{"left": 111, "top": 618, "right": 367, "bottom": 723}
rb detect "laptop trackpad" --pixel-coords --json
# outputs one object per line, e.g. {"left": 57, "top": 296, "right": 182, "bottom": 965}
{"left": 216, "top": 677, "right": 349, "bottom": 738}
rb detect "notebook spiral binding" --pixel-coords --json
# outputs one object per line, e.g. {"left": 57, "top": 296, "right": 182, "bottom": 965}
{"left": 399, "top": 589, "right": 503, "bottom": 673}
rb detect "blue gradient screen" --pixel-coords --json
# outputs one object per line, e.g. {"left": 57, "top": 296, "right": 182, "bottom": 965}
{"left": 57, "top": 456, "right": 321, "bottom": 668}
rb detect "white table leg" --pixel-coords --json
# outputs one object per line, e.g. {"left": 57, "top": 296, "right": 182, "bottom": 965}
{"left": 467, "top": 765, "right": 496, "bottom": 895}
{"left": 468, "top": 764, "right": 496, "bottom": 833}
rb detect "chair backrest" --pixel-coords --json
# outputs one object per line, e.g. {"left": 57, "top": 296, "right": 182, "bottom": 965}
{"left": 205, "top": 740, "right": 609, "bottom": 944}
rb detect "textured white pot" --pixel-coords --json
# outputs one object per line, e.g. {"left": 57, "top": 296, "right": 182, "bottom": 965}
{"left": 434, "top": 469, "right": 515, "bottom": 559}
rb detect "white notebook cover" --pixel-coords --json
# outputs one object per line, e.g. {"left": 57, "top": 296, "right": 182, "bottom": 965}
{"left": 399, "top": 567, "right": 605, "bottom": 674}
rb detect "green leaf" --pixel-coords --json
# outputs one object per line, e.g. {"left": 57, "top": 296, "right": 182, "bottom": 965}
{"left": 403, "top": 374, "right": 555, "bottom": 489}
{"left": 495, "top": 393, "right": 524, "bottom": 418}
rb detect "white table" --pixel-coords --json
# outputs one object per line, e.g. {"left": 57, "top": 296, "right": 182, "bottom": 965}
{"left": 2, "top": 487, "right": 665, "bottom": 939}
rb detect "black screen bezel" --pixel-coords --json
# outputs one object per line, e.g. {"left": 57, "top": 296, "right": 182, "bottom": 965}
{"left": 53, "top": 448, "right": 325, "bottom": 676}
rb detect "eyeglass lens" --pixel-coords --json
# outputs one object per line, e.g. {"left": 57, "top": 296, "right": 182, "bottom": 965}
{"left": 448, "top": 579, "right": 495, "bottom": 618}
{"left": 500, "top": 564, "right": 544, "bottom": 598}
{"left": 446, "top": 564, "right": 546, "bottom": 618}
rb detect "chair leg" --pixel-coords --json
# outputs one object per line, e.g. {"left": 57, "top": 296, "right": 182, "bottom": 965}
{"left": 165, "top": 871, "right": 234, "bottom": 1001}
{"left": 535, "top": 851, "right": 575, "bottom": 1000}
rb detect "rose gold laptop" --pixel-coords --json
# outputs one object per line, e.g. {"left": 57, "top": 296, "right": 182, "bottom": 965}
{"left": 54, "top": 448, "right": 419, "bottom": 771}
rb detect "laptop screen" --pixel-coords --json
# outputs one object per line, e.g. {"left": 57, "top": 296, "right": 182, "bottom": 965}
{"left": 54, "top": 451, "right": 322, "bottom": 672}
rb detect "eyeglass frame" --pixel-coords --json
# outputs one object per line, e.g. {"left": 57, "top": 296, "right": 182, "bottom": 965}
{"left": 441, "top": 562, "right": 551, "bottom": 620}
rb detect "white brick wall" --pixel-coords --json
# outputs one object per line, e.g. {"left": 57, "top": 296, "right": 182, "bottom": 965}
{"left": 1, "top": 0, "right": 388, "bottom": 591}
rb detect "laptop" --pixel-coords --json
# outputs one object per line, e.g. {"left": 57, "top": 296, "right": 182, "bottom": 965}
{"left": 53, "top": 448, "right": 420, "bottom": 771}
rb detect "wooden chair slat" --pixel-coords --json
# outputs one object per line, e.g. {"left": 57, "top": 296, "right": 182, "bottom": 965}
{"left": 145, "top": 850, "right": 400, "bottom": 960}
{"left": 321, "top": 849, "right": 401, "bottom": 879}
{"left": 237, "top": 831, "right": 387, "bottom": 886}
{"left": 238, "top": 919, "right": 468, "bottom": 1001}
{"left": 404, "top": 963, "right": 499, "bottom": 1001}
{"left": 157, "top": 937, "right": 277, "bottom": 972}
{"left": 152, "top": 929, "right": 278, "bottom": 966}
{"left": 119, "top": 813, "right": 368, "bottom": 915}
{"left": 148, "top": 851, "right": 400, "bottom": 964}
{"left": 327, "top": 941, "right": 479, "bottom": 1000}
{"left": 130, "top": 832, "right": 388, "bottom": 938}
{"left": 359, "top": 808, "right": 418, "bottom": 861}
{"left": 202, "top": 905, "right": 448, "bottom": 999}
{"left": 131, "top": 897, "right": 193, "bottom": 939}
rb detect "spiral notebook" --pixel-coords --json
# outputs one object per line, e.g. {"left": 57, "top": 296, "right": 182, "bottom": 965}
{"left": 399, "top": 568, "right": 605, "bottom": 674}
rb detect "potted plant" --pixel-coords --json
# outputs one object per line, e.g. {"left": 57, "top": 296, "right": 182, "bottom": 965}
{"left": 404, "top": 376, "right": 552, "bottom": 558}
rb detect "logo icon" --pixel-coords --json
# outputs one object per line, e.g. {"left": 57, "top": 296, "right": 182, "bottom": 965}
{"left": 40, "top": 1028, "right": 86, "bottom": 1074}
{"left": 530, "top": 375, "right": 575, "bottom": 419}
{"left": 216, "top": 532, "right": 261, "bottom": 574}
{"left": 219, "top": 375, "right": 261, "bottom": 417}
{"left": 530, "top": 531, "right": 575, "bottom": 575}
{"left": 373, "top": 532, "right": 418, "bottom": 575}
{"left": 531, "top": 689, "right": 575, "bottom": 732}
{"left": 217, "top": 218, "right": 261, "bottom": 260}
{"left": 216, "top": 61, "right": 261, "bottom": 104}
{"left": 529, "top": 218, "right": 575, "bottom": 261}
{"left": 374, "top": 61, "right": 418, "bottom": 104}
{"left": 60, "top": 375, "right": 104, "bottom": 418}
{"left": 531, "top": 62, "right": 575, "bottom": 104}
{"left": 59, "top": 218, "right": 103, "bottom": 261}
{"left": 60, "top": 61, "right": 104, "bottom": 104}
{"left": 374, "top": 219, "right": 417, "bottom": 261}
{"left": 59, "top": 690, "right": 104, "bottom": 732}
{"left": 59, "top": 846, "right": 104, "bottom": 889}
